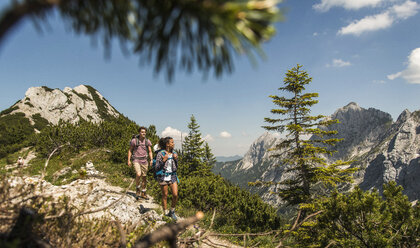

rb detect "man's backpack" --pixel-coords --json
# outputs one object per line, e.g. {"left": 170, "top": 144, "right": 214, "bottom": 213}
{"left": 131, "top": 134, "right": 150, "bottom": 149}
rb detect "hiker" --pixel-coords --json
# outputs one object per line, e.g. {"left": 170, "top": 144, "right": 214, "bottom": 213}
{"left": 17, "top": 156, "right": 24, "bottom": 166}
{"left": 155, "top": 136, "right": 179, "bottom": 220}
{"left": 128, "top": 126, "right": 153, "bottom": 200}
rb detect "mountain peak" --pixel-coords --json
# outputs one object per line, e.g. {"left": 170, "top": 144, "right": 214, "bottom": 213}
{"left": 335, "top": 102, "right": 362, "bottom": 113}
{"left": 6, "top": 84, "right": 119, "bottom": 128}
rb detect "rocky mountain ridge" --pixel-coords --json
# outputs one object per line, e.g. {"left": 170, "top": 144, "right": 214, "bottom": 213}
{"left": 2, "top": 85, "right": 119, "bottom": 130}
{"left": 213, "top": 103, "right": 420, "bottom": 205}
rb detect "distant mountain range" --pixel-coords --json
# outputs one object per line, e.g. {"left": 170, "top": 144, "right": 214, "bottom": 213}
{"left": 213, "top": 102, "right": 420, "bottom": 205}
{"left": 215, "top": 155, "right": 243, "bottom": 162}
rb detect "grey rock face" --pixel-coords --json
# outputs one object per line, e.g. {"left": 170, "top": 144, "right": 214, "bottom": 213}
{"left": 322, "top": 102, "right": 393, "bottom": 161}
{"left": 8, "top": 85, "right": 119, "bottom": 127}
{"left": 360, "top": 110, "right": 420, "bottom": 200}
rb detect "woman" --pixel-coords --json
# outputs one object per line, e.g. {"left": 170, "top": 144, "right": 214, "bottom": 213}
{"left": 155, "top": 136, "right": 179, "bottom": 220}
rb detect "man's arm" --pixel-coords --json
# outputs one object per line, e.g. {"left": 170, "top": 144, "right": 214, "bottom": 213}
{"left": 148, "top": 146, "right": 153, "bottom": 166}
{"left": 128, "top": 146, "right": 133, "bottom": 166}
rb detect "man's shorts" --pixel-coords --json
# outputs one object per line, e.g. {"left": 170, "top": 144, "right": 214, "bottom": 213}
{"left": 133, "top": 161, "right": 148, "bottom": 177}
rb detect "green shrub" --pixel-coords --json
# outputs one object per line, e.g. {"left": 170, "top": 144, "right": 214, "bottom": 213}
{"left": 295, "top": 182, "right": 420, "bottom": 247}
{"left": 177, "top": 174, "right": 282, "bottom": 233}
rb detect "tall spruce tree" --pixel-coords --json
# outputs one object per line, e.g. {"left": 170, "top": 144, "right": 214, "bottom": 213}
{"left": 259, "top": 64, "right": 356, "bottom": 219}
{"left": 181, "top": 115, "right": 206, "bottom": 176}
{"left": 203, "top": 142, "right": 217, "bottom": 174}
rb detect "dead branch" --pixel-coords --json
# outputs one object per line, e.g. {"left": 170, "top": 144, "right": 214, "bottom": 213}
{"left": 207, "top": 230, "right": 280, "bottom": 237}
{"left": 113, "top": 220, "right": 127, "bottom": 248}
{"left": 134, "top": 212, "right": 204, "bottom": 248}
{"left": 38, "top": 143, "right": 68, "bottom": 192}
{"left": 201, "top": 238, "right": 231, "bottom": 248}
{"left": 210, "top": 208, "right": 216, "bottom": 229}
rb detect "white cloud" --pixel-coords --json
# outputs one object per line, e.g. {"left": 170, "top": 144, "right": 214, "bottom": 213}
{"left": 391, "top": 0, "right": 420, "bottom": 19}
{"left": 338, "top": 1, "right": 419, "bottom": 36}
{"left": 219, "top": 131, "right": 232, "bottom": 138}
{"left": 313, "top": 0, "right": 383, "bottom": 12}
{"left": 387, "top": 72, "right": 402, "bottom": 80}
{"left": 203, "top": 134, "right": 214, "bottom": 142}
{"left": 161, "top": 126, "right": 187, "bottom": 142}
{"left": 387, "top": 47, "right": 420, "bottom": 84}
{"left": 338, "top": 12, "right": 393, "bottom": 36}
{"left": 327, "top": 59, "right": 352, "bottom": 67}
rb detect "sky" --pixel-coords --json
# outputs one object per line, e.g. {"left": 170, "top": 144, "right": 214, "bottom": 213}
{"left": 1, "top": 0, "right": 420, "bottom": 157}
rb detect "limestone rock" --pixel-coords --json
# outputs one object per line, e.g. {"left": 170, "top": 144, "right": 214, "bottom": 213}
{"left": 8, "top": 175, "right": 163, "bottom": 227}
{"left": 6, "top": 85, "right": 119, "bottom": 127}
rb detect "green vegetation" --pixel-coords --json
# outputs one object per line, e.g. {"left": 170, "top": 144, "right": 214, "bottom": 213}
{"left": 0, "top": 105, "right": 18, "bottom": 116}
{"left": 179, "top": 115, "right": 211, "bottom": 176}
{"left": 32, "top": 113, "right": 50, "bottom": 131}
{"left": 296, "top": 182, "right": 420, "bottom": 247}
{"left": 85, "top": 85, "right": 117, "bottom": 121}
{"left": 178, "top": 175, "right": 281, "bottom": 232}
{"left": 0, "top": 113, "right": 34, "bottom": 158}
{"left": 72, "top": 89, "right": 92, "bottom": 102}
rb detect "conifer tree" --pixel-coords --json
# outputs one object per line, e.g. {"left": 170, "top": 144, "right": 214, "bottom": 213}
{"left": 258, "top": 64, "right": 356, "bottom": 220}
{"left": 180, "top": 115, "right": 206, "bottom": 175}
{"left": 201, "top": 142, "right": 217, "bottom": 176}
{"left": 146, "top": 124, "right": 160, "bottom": 147}
{"left": 203, "top": 142, "right": 217, "bottom": 169}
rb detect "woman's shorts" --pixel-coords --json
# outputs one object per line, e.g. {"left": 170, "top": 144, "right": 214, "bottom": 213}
{"left": 159, "top": 175, "right": 177, "bottom": 185}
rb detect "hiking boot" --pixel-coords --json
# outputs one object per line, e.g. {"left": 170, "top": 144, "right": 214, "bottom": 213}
{"left": 141, "top": 192, "right": 149, "bottom": 200}
{"left": 167, "top": 210, "right": 178, "bottom": 221}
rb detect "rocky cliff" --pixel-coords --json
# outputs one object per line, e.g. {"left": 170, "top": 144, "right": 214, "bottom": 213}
{"left": 358, "top": 110, "right": 420, "bottom": 200}
{"left": 214, "top": 103, "right": 420, "bottom": 205}
{"left": 2, "top": 85, "right": 119, "bottom": 130}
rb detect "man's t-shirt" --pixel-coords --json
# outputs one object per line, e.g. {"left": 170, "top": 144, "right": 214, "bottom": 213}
{"left": 130, "top": 138, "right": 152, "bottom": 163}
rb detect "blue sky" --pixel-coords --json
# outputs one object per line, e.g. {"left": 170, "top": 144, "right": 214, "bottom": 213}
{"left": 1, "top": 0, "right": 420, "bottom": 156}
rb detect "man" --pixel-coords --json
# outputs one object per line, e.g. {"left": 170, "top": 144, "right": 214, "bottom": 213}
{"left": 128, "top": 126, "right": 153, "bottom": 200}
